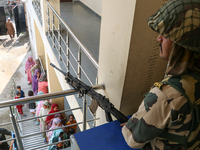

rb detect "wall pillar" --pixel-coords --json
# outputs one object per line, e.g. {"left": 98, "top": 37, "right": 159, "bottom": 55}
{"left": 45, "top": 54, "right": 65, "bottom": 113}
{"left": 34, "top": 20, "right": 46, "bottom": 69}
{"left": 96, "top": 0, "right": 168, "bottom": 125}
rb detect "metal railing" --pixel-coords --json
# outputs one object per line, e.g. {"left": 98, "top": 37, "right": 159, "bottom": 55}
{"left": 32, "top": 0, "right": 42, "bottom": 24}
{"left": 46, "top": 1, "right": 98, "bottom": 85}
{"left": 45, "top": 1, "right": 100, "bottom": 131}
{"left": 0, "top": 84, "right": 104, "bottom": 150}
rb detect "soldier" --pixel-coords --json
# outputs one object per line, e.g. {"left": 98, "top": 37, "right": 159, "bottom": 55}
{"left": 122, "top": 0, "right": 200, "bottom": 149}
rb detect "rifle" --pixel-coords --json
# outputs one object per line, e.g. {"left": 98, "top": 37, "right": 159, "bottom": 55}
{"left": 50, "top": 63, "right": 128, "bottom": 123}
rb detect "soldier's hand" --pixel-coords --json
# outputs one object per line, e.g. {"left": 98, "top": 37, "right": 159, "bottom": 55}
{"left": 120, "top": 122, "right": 127, "bottom": 127}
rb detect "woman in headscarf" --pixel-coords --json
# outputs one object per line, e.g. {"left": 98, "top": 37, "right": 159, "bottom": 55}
{"left": 25, "top": 56, "right": 35, "bottom": 85}
{"left": 35, "top": 91, "right": 49, "bottom": 125}
{"left": 39, "top": 100, "right": 51, "bottom": 143}
{"left": 32, "top": 69, "right": 41, "bottom": 96}
{"left": 45, "top": 104, "right": 63, "bottom": 128}
{"left": 38, "top": 73, "right": 48, "bottom": 94}
{"left": 48, "top": 129, "right": 68, "bottom": 150}
{"left": 46, "top": 114, "right": 65, "bottom": 130}
{"left": 31, "top": 59, "right": 41, "bottom": 76}
{"left": 46, "top": 118, "right": 63, "bottom": 142}
{"left": 48, "top": 136, "right": 64, "bottom": 150}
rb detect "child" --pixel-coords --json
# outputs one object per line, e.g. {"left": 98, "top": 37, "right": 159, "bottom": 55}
{"left": 15, "top": 91, "right": 26, "bottom": 117}
{"left": 16, "top": 85, "right": 25, "bottom": 98}
{"left": 66, "top": 114, "right": 77, "bottom": 133}
{"left": 28, "top": 90, "right": 36, "bottom": 115}
{"left": 32, "top": 69, "right": 41, "bottom": 95}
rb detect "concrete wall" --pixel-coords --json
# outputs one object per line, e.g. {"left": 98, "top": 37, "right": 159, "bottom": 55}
{"left": 45, "top": 54, "right": 65, "bottom": 113}
{"left": 26, "top": 9, "right": 37, "bottom": 59}
{"left": 80, "top": 0, "right": 102, "bottom": 16}
{"left": 34, "top": 20, "right": 46, "bottom": 69}
{"left": 96, "top": 0, "right": 168, "bottom": 125}
{"left": 96, "top": 0, "right": 136, "bottom": 124}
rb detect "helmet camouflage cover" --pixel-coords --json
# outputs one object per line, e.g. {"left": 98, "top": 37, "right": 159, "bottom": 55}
{"left": 148, "top": 0, "right": 200, "bottom": 53}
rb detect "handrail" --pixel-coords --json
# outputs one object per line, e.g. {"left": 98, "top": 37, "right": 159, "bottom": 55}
{"left": 29, "top": 139, "right": 70, "bottom": 150}
{"left": 0, "top": 138, "right": 16, "bottom": 144}
{"left": 17, "top": 106, "right": 87, "bottom": 123}
{"left": 0, "top": 84, "right": 104, "bottom": 108}
{"left": 46, "top": 1, "right": 99, "bottom": 69}
{"left": 0, "top": 122, "right": 12, "bottom": 126}
{"left": 21, "top": 118, "right": 99, "bottom": 138}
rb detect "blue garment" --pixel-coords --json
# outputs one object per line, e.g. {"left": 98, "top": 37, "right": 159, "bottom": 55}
{"left": 20, "top": 90, "right": 25, "bottom": 98}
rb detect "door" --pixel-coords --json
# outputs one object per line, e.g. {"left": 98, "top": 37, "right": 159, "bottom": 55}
{"left": 13, "top": 4, "right": 26, "bottom": 37}
{"left": 0, "top": 7, "right": 7, "bottom": 35}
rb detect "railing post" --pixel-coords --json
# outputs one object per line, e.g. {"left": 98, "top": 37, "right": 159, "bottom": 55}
{"left": 83, "top": 94, "right": 87, "bottom": 131}
{"left": 52, "top": 14, "right": 55, "bottom": 48}
{"left": 93, "top": 113, "right": 96, "bottom": 127}
{"left": 47, "top": 6, "right": 50, "bottom": 37}
{"left": 9, "top": 107, "right": 24, "bottom": 150}
{"left": 58, "top": 23, "right": 62, "bottom": 61}
{"left": 66, "top": 32, "right": 69, "bottom": 72}
{"left": 78, "top": 46, "right": 81, "bottom": 79}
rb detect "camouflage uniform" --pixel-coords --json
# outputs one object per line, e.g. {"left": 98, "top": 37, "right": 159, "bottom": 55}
{"left": 122, "top": 0, "right": 200, "bottom": 149}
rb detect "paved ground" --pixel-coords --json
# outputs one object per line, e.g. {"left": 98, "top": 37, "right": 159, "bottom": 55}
{"left": 0, "top": 32, "right": 33, "bottom": 142}
{"left": 0, "top": 33, "right": 63, "bottom": 150}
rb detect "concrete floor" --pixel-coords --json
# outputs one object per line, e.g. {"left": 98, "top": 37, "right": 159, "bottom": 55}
{"left": 60, "top": 2, "right": 101, "bottom": 62}
{"left": 0, "top": 33, "right": 33, "bottom": 145}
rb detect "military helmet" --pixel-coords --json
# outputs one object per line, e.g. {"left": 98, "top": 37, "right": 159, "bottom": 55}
{"left": 148, "top": 0, "right": 200, "bottom": 52}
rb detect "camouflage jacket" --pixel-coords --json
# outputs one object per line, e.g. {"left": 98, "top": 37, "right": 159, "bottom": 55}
{"left": 122, "top": 73, "right": 200, "bottom": 150}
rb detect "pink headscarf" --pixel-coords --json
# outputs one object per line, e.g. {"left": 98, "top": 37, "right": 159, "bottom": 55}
{"left": 36, "top": 101, "right": 43, "bottom": 117}
{"left": 25, "top": 56, "right": 35, "bottom": 71}
{"left": 36, "top": 91, "right": 44, "bottom": 117}
{"left": 47, "top": 118, "right": 63, "bottom": 140}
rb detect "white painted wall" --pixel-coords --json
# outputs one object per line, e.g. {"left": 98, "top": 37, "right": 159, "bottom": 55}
{"left": 80, "top": 0, "right": 102, "bottom": 16}
{"left": 26, "top": 7, "right": 37, "bottom": 59}
{"left": 96, "top": 0, "right": 136, "bottom": 125}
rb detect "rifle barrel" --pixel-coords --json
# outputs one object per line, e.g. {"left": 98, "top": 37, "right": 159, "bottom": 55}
{"left": 50, "top": 63, "right": 67, "bottom": 76}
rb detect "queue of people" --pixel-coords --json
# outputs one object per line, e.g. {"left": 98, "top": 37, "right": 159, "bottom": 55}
{"left": 13, "top": 56, "right": 78, "bottom": 149}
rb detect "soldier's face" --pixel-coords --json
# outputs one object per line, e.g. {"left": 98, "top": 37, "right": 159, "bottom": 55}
{"left": 157, "top": 34, "right": 173, "bottom": 61}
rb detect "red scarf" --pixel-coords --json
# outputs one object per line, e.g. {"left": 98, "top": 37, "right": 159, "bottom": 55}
{"left": 45, "top": 103, "right": 59, "bottom": 122}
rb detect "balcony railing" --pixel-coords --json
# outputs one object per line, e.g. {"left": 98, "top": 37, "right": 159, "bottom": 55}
{"left": 0, "top": 84, "right": 104, "bottom": 150}
{"left": 32, "top": 0, "right": 42, "bottom": 24}
{"left": 46, "top": 1, "right": 99, "bottom": 86}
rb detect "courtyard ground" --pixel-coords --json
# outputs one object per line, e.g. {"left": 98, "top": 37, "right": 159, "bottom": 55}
{"left": 0, "top": 32, "right": 33, "bottom": 141}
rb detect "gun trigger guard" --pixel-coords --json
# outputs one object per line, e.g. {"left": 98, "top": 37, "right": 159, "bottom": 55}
{"left": 78, "top": 93, "right": 84, "bottom": 98}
